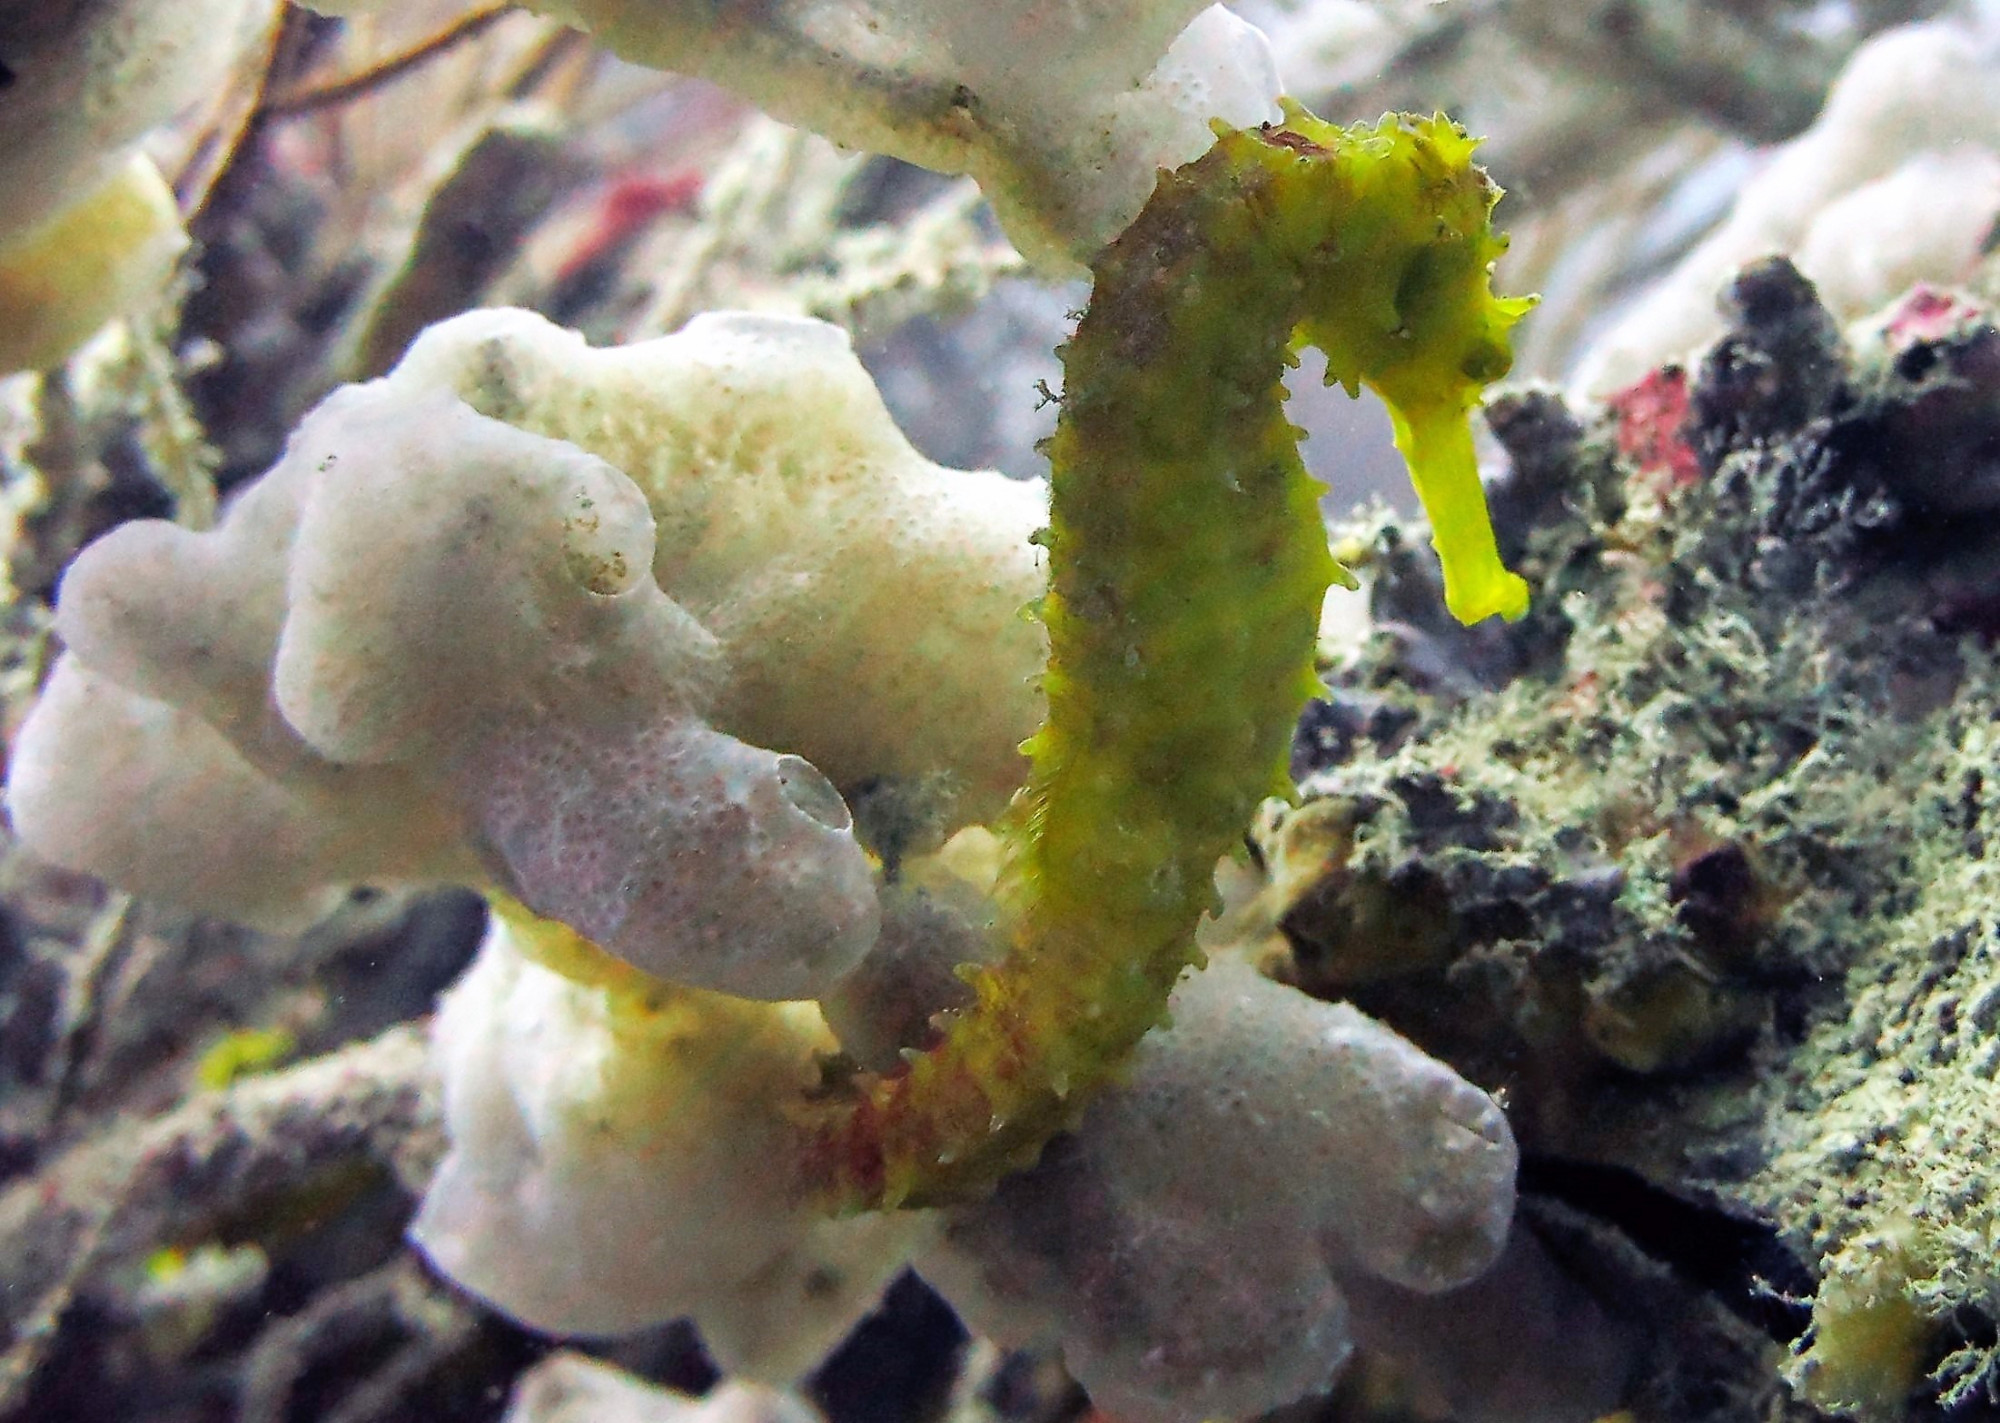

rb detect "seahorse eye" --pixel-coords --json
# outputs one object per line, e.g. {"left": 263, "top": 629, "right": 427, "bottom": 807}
{"left": 1462, "top": 340, "right": 1512, "bottom": 383}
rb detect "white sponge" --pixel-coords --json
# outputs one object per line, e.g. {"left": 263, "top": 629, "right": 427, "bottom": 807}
{"left": 1575, "top": 21, "right": 2000, "bottom": 395}
{"left": 519, "top": 0, "right": 1279, "bottom": 267}
{"left": 919, "top": 956, "right": 1518, "bottom": 1423}
{"left": 414, "top": 915, "right": 930, "bottom": 1379}
{"left": 14, "top": 310, "right": 1073, "bottom": 1000}
{"left": 388, "top": 309, "right": 1049, "bottom": 825}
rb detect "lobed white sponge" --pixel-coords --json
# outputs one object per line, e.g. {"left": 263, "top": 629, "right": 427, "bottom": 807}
{"left": 418, "top": 874, "right": 1529, "bottom": 1413}
{"left": 917, "top": 954, "right": 1519, "bottom": 1423}
{"left": 387, "top": 308, "right": 1049, "bottom": 826}
{"left": 5, "top": 657, "right": 460, "bottom": 930}
{"left": 1575, "top": 21, "right": 2000, "bottom": 396}
{"left": 288, "top": 0, "right": 1278, "bottom": 264}
{"left": 507, "top": 0, "right": 1281, "bottom": 269}
{"left": 415, "top": 914, "right": 930, "bottom": 1379}
{"left": 15, "top": 299, "right": 1540, "bottom": 1414}
{"left": 12, "top": 309, "right": 1049, "bottom": 999}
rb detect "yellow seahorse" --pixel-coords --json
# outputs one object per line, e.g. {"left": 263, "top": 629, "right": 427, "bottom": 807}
{"left": 804, "top": 105, "right": 1533, "bottom": 1211}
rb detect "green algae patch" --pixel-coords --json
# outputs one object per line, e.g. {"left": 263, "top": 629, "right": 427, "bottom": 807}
{"left": 1791, "top": 1223, "right": 1940, "bottom": 1416}
{"left": 195, "top": 1025, "right": 298, "bottom": 1091}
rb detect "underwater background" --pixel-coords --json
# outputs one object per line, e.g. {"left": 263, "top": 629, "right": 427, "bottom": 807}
{"left": 8, "top": 2, "right": 2000, "bottom": 1421}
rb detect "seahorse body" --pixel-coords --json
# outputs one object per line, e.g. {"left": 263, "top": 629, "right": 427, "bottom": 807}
{"left": 808, "top": 107, "right": 1533, "bottom": 1210}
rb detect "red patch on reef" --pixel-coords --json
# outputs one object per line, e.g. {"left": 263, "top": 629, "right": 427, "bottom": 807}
{"left": 1878, "top": 285, "right": 1985, "bottom": 352}
{"left": 1554, "top": 668, "right": 1602, "bottom": 720}
{"left": 1609, "top": 364, "right": 1700, "bottom": 494}
{"left": 555, "top": 171, "right": 704, "bottom": 283}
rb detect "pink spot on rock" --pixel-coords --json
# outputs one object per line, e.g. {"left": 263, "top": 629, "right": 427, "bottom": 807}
{"left": 1878, "top": 285, "right": 1986, "bottom": 353}
{"left": 1609, "top": 364, "right": 1700, "bottom": 494}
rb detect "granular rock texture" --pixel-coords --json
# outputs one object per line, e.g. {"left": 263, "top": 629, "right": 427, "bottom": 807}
{"left": 1255, "top": 258, "right": 2000, "bottom": 1418}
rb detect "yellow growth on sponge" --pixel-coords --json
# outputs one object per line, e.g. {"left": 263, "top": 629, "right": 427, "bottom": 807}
{"left": 0, "top": 156, "right": 186, "bottom": 374}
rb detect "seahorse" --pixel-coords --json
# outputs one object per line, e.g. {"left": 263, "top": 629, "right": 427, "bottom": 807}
{"left": 804, "top": 104, "right": 1534, "bottom": 1211}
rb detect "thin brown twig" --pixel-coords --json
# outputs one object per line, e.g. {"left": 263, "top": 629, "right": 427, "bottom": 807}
{"left": 258, "top": 3, "right": 520, "bottom": 119}
{"left": 44, "top": 893, "right": 135, "bottom": 1135}
{"left": 503, "top": 23, "right": 593, "bottom": 104}
{"left": 171, "top": 0, "right": 291, "bottom": 220}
